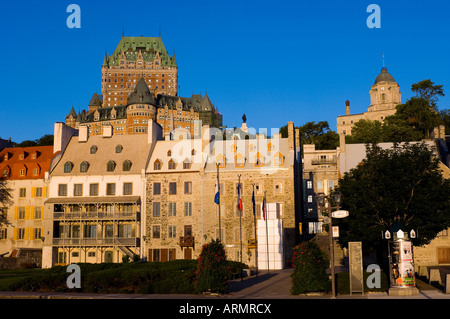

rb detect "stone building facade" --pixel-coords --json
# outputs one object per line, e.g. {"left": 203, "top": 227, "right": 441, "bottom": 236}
{"left": 144, "top": 122, "right": 302, "bottom": 268}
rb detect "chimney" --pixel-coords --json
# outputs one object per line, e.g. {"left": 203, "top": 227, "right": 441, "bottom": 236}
{"left": 288, "top": 121, "right": 294, "bottom": 151}
{"left": 79, "top": 125, "right": 89, "bottom": 142}
{"left": 345, "top": 100, "right": 350, "bottom": 115}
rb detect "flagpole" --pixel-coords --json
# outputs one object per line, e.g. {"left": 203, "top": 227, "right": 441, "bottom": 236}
{"left": 252, "top": 183, "right": 258, "bottom": 277}
{"left": 238, "top": 174, "right": 243, "bottom": 282}
{"left": 264, "top": 190, "right": 269, "bottom": 273}
{"left": 216, "top": 163, "right": 222, "bottom": 242}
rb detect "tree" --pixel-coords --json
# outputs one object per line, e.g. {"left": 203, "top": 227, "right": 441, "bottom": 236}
{"left": 345, "top": 118, "right": 423, "bottom": 144}
{"left": 411, "top": 79, "right": 444, "bottom": 111}
{"left": 393, "top": 97, "right": 441, "bottom": 138}
{"left": 335, "top": 142, "right": 450, "bottom": 249}
{"left": 280, "top": 121, "right": 339, "bottom": 150}
{"left": 14, "top": 134, "right": 54, "bottom": 147}
{"left": 195, "top": 239, "right": 231, "bottom": 294}
{"left": 0, "top": 177, "right": 12, "bottom": 227}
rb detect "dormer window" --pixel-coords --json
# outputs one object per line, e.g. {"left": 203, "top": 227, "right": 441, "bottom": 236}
{"left": 216, "top": 154, "right": 225, "bottom": 168}
{"left": 107, "top": 160, "right": 116, "bottom": 172}
{"left": 235, "top": 153, "right": 245, "bottom": 168}
{"left": 90, "top": 145, "right": 98, "bottom": 154}
{"left": 154, "top": 159, "right": 162, "bottom": 170}
{"left": 168, "top": 159, "right": 176, "bottom": 170}
{"left": 274, "top": 152, "right": 284, "bottom": 167}
{"left": 80, "top": 161, "right": 89, "bottom": 173}
{"left": 115, "top": 145, "right": 123, "bottom": 153}
{"left": 183, "top": 159, "right": 191, "bottom": 169}
{"left": 122, "top": 160, "right": 132, "bottom": 171}
{"left": 64, "top": 161, "right": 73, "bottom": 173}
{"left": 167, "top": 150, "right": 172, "bottom": 157}
{"left": 254, "top": 153, "right": 263, "bottom": 167}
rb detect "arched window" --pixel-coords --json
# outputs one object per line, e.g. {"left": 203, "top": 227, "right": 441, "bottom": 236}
{"left": 90, "top": 145, "right": 98, "bottom": 154}
{"left": 64, "top": 161, "right": 73, "bottom": 173}
{"left": 80, "top": 161, "right": 89, "bottom": 173}
{"left": 167, "top": 150, "right": 172, "bottom": 157}
{"left": 122, "top": 160, "right": 132, "bottom": 171}
{"left": 107, "top": 160, "right": 116, "bottom": 172}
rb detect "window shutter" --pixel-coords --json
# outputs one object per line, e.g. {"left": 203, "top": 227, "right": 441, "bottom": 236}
{"left": 14, "top": 207, "right": 18, "bottom": 220}
{"left": 25, "top": 206, "right": 30, "bottom": 220}
{"left": 42, "top": 206, "right": 45, "bottom": 219}
{"left": 43, "top": 187, "right": 47, "bottom": 198}
{"left": 148, "top": 249, "right": 153, "bottom": 262}
{"left": 13, "top": 228, "right": 17, "bottom": 240}
{"left": 31, "top": 187, "right": 36, "bottom": 198}
{"left": 30, "top": 206, "right": 35, "bottom": 220}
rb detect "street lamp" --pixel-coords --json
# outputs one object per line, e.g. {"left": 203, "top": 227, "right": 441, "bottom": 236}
{"left": 315, "top": 191, "right": 345, "bottom": 299}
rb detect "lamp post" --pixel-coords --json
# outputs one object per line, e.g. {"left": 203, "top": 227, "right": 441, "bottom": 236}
{"left": 316, "top": 191, "right": 343, "bottom": 299}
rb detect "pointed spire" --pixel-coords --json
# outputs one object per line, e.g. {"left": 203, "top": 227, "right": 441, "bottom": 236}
{"left": 103, "top": 51, "right": 108, "bottom": 67}
{"left": 122, "top": 25, "right": 125, "bottom": 38}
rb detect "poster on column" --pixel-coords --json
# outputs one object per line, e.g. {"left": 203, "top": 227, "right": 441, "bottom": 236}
{"left": 400, "top": 241, "right": 415, "bottom": 286}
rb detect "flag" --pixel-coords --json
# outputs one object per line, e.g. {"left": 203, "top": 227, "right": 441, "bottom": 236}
{"left": 252, "top": 187, "right": 256, "bottom": 216}
{"left": 237, "top": 183, "right": 243, "bottom": 211}
{"left": 262, "top": 192, "right": 266, "bottom": 220}
{"left": 214, "top": 183, "right": 220, "bottom": 205}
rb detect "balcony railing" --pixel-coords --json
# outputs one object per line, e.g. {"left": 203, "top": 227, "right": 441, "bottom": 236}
{"left": 53, "top": 211, "right": 139, "bottom": 220}
{"left": 311, "top": 157, "right": 337, "bottom": 165}
{"left": 52, "top": 237, "right": 139, "bottom": 247}
{"left": 179, "top": 236, "right": 195, "bottom": 248}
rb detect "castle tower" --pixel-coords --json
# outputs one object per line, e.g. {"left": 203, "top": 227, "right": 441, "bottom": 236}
{"left": 126, "top": 77, "right": 157, "bottom": 134}
{"left": 102, "top": 36, "right": 178, "bottom": 107}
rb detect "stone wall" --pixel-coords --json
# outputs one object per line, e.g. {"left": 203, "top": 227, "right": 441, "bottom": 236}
{"left": 0, "top": 248, "right": 42, "bottom": 269}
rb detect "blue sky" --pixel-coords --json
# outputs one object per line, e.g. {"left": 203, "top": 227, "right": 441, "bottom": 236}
{"left": 1, "top": 0, "right": 449, "bottom": 142}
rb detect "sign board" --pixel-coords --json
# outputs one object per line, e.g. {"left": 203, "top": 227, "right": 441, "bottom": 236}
{"left": 332, "top": 226, "right": 339, "bottom": 238}
{"left": 349, "top": 241, "right": 364, "bottom": 295}
{"left": 332, "top": 210, "right": 349, "bottom": 218}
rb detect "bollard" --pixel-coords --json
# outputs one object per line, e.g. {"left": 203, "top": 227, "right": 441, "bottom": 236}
{"left": 429, "top": 268, "right": 442, "bottom": 285}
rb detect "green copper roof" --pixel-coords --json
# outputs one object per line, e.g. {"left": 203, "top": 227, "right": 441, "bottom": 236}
{"left": 106, "top": 36, "right": 177, "bottom": 68}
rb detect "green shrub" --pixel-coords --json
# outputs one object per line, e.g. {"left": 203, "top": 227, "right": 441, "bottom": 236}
{"left": 195, "top": 239, "right": 231, "bottom": 294}
{"left": 290, "top": 240, "right": 330, "bottom": 294}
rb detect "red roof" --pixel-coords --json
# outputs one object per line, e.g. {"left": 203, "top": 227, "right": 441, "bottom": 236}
{"left": 0, "top": 146, "right": 54, "bottom": 180}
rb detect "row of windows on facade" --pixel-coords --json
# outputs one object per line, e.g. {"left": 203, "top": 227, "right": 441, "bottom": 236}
{"left": 152, "top": 181, "right": 283, "bottom": 197}
{"left": 150, "top": 201, "right": 282, "bottom": 219}
{"left": 0, "top": 228, "right": 42, "bottom": 240}
{"left": 105, "top": 77, "right": 173, "bottom": 83}
{"left": 18, "top": 187, "right": 46, "bottom": 198}
{"left": 148, "top": 224, "right": 263, "bottom": 244}
{"left": 105, "top": 84, "right": 168, "bottom": 90}
{"left": 3, "top": 152, "right": 40, "bottom": 161}
{"left": 2, "top": 167, "right": 41, "bottom": 177}
{"left": 58, "top": 182, "right": 133, "bottom": 196}
{"left": 64, "top": 160, "right": 132, "bottom": 173}
{"left": 104, "top": 72, "right": 175, "bottom": 78}
{"left": 56, "top": 224, "right": 134, "bottom": 238}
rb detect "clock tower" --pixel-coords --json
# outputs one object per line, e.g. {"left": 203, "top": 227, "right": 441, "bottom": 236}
{"left": 368, "top": 67, "right": 401, "bottom": 112}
